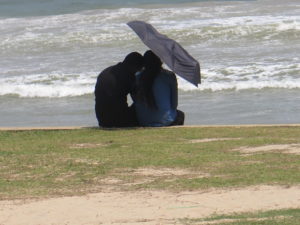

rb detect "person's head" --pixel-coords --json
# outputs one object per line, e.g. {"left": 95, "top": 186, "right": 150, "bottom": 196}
{"left": 143, "top": 50, "right": 162, "bottom": 72}
{"left": 123, "top": 52, "right": 144, "bottom": 74}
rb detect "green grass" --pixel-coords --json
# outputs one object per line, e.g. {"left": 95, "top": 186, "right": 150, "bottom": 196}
{"left": 179, "top": 208, "right": 300, "bottom": 225}
{"left": 0, "top": 126, "right": 300, "bottom": 199}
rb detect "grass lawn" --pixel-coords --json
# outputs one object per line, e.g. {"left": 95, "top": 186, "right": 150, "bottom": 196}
{"left": 0, "top": 126, "right": 300, "bottom": 224}
{"left": 180, "top": 208, "right": 300, "bottom": 225}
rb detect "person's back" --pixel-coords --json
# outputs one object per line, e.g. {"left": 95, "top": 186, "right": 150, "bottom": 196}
{"left": 135, "top": 69, "right": 178, "bottom": 126}
{"left": 134, "top": 50, "right": 184, "bottom": 127}
{"left": 95, "top": 52, "right": 143, "bottom": 127}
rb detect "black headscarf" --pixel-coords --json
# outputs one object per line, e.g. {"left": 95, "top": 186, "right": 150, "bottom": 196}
{"left": 136, "top": 50, "right": 162, "bottom": 109}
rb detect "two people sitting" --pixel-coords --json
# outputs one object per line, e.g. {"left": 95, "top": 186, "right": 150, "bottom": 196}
{"left": 94, "top": 50, "right": 185, "bottom": 128}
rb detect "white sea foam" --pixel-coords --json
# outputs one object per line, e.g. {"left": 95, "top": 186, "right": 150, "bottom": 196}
{"left": 0, "top": 72, "right": 96, "bottom": 97}
{"left": 1, "top": 62, "right": 299, "bottom": 97}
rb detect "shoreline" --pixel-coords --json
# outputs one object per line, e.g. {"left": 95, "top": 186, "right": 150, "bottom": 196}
{"left": 1, "top": 124, "right": 300, "bottom": 131}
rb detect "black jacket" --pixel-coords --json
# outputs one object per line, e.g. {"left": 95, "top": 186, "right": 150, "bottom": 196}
{"left": 95, "top": 62, "right": 137, "bottom": 127}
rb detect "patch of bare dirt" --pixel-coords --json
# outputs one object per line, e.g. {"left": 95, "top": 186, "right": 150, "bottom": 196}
{"left": 131, "top": 167, "right": 209, "bottom": 178}
{"left": 189, "top": 138, "right": 241, "bottom": 143}
{"left": 101, "top": 168, "right": 210, "bottom": 188}
{"left": 101, "top": 178, "right": 123, "bottom": 185}
{"left": 69, "top": 143, "right": 107, "bottom": 149}
{"left": 234, "top": 144, "right": 300, "bottom": 155}
{"left": 0, "top": 185, "right": 299, "bottom": 225}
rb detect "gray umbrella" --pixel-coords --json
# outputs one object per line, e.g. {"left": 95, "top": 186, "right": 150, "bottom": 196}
{"left": 127, "top": 20, "right": 201, "bottom": 87}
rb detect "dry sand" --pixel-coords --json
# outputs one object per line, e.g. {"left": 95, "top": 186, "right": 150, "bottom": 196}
{"left": 0, "top": 185, "right": 299, "bottom": 225}
{"left": 233, "top": 144, "right": 300, "bottom": 155}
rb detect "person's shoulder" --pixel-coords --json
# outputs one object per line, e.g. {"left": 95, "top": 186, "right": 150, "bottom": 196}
{"left": 99, "top": 64, "right": 115, "bottom": 74}
{"left": 100, "top": 63, "right": 123, "bottom": 75}
{"left": 161, "top": 69, "right": 175, "bottom": 76}
{"left": 160, "top": 69, "right": 176, "bottom": 81}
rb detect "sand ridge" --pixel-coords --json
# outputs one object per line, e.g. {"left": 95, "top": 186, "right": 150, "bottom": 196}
{"left": 0, "top": 185, "right": 299, "bottom": 225}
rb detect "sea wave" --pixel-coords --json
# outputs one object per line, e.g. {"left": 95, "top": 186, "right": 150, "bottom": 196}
{"left": 1, "top": 62, "right": 299, "bottom": 97}
{"left": 0, "top": 7, "right": 299, "bottom": 53}
{"left": 1, "top": 1, "right": 299, "bottom": 98}
{"left": 0, "top": 72, "right": 96, "bottom": 98}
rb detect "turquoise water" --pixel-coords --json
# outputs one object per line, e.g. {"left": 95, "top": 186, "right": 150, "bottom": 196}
{"left": 0, "top": 0, "right": 299, "bottom": 126}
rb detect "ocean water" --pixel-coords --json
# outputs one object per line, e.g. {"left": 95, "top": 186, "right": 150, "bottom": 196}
{"left": 0, "top": 0, "right": 299, "bottom": 126}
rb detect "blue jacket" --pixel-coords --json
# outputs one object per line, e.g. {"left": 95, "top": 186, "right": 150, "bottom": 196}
{"left": 135, "top": 69, "right": 178, "bottom": 127}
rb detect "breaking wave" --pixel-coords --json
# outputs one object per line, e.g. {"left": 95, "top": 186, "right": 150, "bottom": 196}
{"left": 1, "top": 62, "right": 299, "bottom": 97}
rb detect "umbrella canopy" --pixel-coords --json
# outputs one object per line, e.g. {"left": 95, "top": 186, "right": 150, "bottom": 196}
{"left": 127, "top": 20, "right": 201, "bottom": 87}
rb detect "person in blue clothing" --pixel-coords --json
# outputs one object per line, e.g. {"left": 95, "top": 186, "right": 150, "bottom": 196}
{"left": 134, "top": 50, "right": 184, "bottom": 127}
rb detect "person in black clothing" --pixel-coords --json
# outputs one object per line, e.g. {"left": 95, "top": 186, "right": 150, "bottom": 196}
{"left": 94, "top": 52, "right": 144, "bottom": 127}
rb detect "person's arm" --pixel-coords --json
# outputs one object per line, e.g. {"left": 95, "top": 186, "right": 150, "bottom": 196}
{"left": 130, "top": 71, "right": 141, "bottom": 103}
{"left": 169, "top": 72, "right": 178, "bottom": 110}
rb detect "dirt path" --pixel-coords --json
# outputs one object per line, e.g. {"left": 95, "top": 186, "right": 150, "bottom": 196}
{"left": 0, "top": 185, "right": 299, "bottom": 225}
